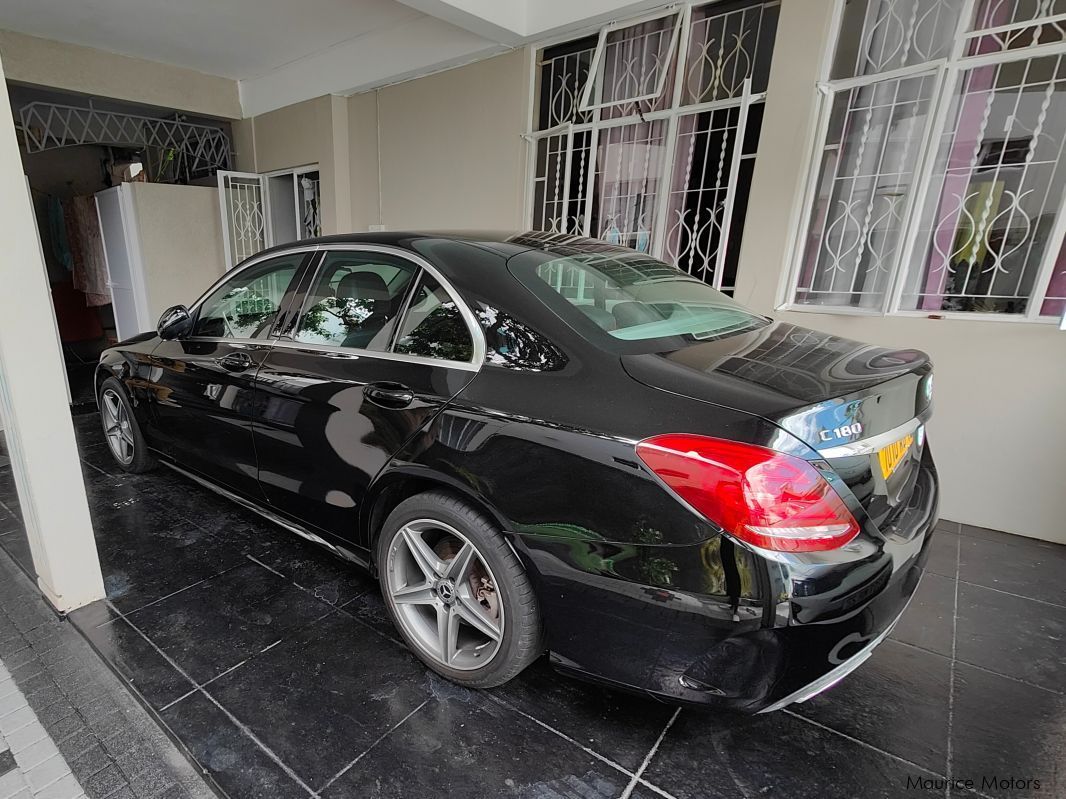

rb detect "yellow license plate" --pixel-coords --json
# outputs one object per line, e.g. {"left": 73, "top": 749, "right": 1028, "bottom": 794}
{"left": 877, "top": 434, "right": 914, "bottom": 480}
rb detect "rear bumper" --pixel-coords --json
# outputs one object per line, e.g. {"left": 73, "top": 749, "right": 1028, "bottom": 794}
{"left": 526, "top": 456, "right": 939, "bottom": 713}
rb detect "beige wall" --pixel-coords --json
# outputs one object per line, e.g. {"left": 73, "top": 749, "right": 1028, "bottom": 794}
{"left": 348, "top": 48, "right": 531, "bottom": 231}
{"left": 127, "top": 183, "right": 226, "bottom": 317}
{"left": 736, "top": 0, "right": 1066, "bottom": 544}
{"left": 243, "top": 95, "right": 352, "bottom": 235}
{"left": 0, "top": 30, "right": 240, "bottom": 119}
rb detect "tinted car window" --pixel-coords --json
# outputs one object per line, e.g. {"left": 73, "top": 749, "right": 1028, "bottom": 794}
{"left": 294, "top": 251, "right": 418, "bottom": 350}
{"left": 192, "top": 255, "right": 303, "bottom": 339}
{"left": 394, "top": 275, "right": 473, "bottom": 362}
{"left": 511, "top": 248, "right": 769, "bottom": 351}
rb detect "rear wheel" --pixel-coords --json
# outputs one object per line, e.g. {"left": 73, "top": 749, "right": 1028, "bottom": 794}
{"left": 377, "top": 490, "right": 543, "bottom": 688}
{"left": 98, "top": 377, "right": 156, "bottom": 473}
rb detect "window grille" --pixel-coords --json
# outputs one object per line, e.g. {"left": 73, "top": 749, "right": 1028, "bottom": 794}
{"left": 528, "top": 1, "right": 781, "bottom": 293}
{"left": 789, "top": 0, "right": 1066, "bottom": 320}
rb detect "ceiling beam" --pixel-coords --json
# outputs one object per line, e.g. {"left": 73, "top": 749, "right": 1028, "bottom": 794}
{"left": 393, "top": 0, "right": 526, "bottom": 44}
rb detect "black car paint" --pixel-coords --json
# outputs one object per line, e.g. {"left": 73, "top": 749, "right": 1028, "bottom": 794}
{"left": 97, "top": 232, "right": 938, "bottom": 712}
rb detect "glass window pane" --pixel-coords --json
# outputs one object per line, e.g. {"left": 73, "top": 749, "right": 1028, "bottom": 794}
{"left": 681, "top": 0, "right": 779, "bottom": 105}
{"left": 795, "top": 73, "right": 938, "bottom": 309}
{"left": 967, "top": 0, "right": 1066, "bottom": 56}
{"left": 830, "top": 0, "right": 965, "bottom": 79}
{"left": 584, "top": 13, "right": 680, "bottom": 113}
{"left": 393, "top": 276, "right": 474, "bottom": 362}
{"left": 192, "top": 255, "right": 303, "bottom": 339}
{"left": 294, "top": 252, "right": 418, "bottom": 350}
{"left": 903, "top": 55, "right": 1066, "bottom": 314}
{"left": 515, "top": 247, "right": 769, "bottom": 348}
{"left": 590, "top": 120, "right": 669, "bottom": 251}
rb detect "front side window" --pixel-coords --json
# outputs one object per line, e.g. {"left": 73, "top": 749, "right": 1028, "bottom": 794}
{"left": 513, "top": 244, "right": 769, "bottom": 351}
{"left": 192, "top": 254, "right": 304, "bottom": 339}
{"left": 791, "top": 0, "right": 1066, "bottom": 320}
{"left": 294, "top": 251, "right": 418, "bottom": 350}
{"left": 394, "top": 275, "right": 474, "bottom": 362}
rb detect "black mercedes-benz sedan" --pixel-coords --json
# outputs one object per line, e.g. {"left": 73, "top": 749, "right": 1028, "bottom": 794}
{"left": 95, "top": 231, "right": 938, "bottom": 712}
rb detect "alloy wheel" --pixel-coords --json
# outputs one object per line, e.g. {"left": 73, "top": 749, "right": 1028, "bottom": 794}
{"left": 101, "top": 388, "right": 135, "bottom": 465}
{"left": 384, "top": 519, "right": 504, "bottom": 671}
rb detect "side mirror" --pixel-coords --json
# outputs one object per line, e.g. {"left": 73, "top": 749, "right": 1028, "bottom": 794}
{"left": 157, "top": 305, "right": 192, "bottom": 340}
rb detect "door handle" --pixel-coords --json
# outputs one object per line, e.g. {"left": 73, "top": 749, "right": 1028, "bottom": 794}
{"left": 218, "top": 352, "right": 255, "bottom": 372}
{"left": 364, "top": 381, "right": 415, "bottom": 408}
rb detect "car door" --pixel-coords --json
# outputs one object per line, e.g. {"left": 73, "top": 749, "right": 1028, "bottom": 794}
{"left": 146, "top": 250, "right": 314, "bottom": 498}
{"left": 252, "top": 246, "right": 482, "bottom": 549}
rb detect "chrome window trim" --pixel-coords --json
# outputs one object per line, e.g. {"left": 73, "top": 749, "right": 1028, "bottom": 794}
{"left": 269, "top": 339, "right": 479, "bottom": 372}
{"left": 817, "top": 417, "right": 922, "bottom": 458}
{"left": 285, "top": 243, "right": 486, "bottom": 369}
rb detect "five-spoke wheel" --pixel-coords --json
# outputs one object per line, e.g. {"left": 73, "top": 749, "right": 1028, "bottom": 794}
{"left": 97, "top": 377, "right": 155, "bottom": 473}
{"left": 385, "top": 519, "right": 504, "bottom": 670}
{"left": 101, "top": 387, "right": 135, "bottom": 465}
{"left": 377, "top": 491, "right": 542, "bottom": 688}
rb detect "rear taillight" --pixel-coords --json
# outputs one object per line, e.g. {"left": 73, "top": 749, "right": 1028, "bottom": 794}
{"left": 635, "top": 434, "right": 859, "bottom": 552}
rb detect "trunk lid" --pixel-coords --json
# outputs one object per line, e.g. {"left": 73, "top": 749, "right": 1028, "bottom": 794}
{"left": 621, "top": 322, "right": 934, "bottom": 531}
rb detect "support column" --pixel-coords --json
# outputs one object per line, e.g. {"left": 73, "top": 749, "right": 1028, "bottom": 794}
{"left": 732, "top": 0, "right": 839, "bottom": 314}
{"left": 0, "top": 52, "right": 106, "bottom": 611}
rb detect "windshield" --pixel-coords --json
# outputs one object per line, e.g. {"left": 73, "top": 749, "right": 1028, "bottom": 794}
{"left": 512, "top": 247, "right": 769, "bottom": 350}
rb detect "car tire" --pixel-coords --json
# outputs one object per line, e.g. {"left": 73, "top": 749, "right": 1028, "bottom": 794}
{"left": 377, "top": 490, "right": 543, "bottom": 688}
{"left": 98, "top": 377, "right": 156, "bottom": 474}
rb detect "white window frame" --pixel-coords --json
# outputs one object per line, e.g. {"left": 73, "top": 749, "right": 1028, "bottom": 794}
{"left": 218, "top": 163, "right": 322, "bottom": 269}
{"left": 780, "top": 0, "right": 1066, "bottom": 323}
{"left": 526, "top": 0, "right": 779, "bottom": 293}
{"left": 577, "top": 7, "right": 685, "bottom": 113}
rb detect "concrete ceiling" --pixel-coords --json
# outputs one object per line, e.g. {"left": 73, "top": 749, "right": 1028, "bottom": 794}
{"left": 0, "top": 0, "right": 669, "bottom": 117}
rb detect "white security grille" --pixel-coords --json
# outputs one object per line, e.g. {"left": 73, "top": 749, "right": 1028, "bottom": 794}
{"left": 529, "top": 0, "right": 780, "bottom": 293}
{"left": 218, "top": 172, "right": 268, "bottom": 268}
{"left": 790, "top": 0, "right": 1066, "bottom": 319}
{"left": 904, "top": 54, "right": 1066, "bottom": 313}
{"left": 581, "top": 11, "right": 683, "bottom": 113}
{"left": 796, "top": 73, "right": 938, "bottom": 307}
{"left": 19, "top": 102, "right": 231, "bottom": 178}
{"left": 965, "top": 0, "right": 1066, "bottom": 55}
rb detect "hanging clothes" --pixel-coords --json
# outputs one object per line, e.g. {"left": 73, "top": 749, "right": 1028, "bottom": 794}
{"left": 47, "top": 196, "right": 73, "bottom": 271}
{"left": 67, "top": 196, "right": 111, "bottom": 307}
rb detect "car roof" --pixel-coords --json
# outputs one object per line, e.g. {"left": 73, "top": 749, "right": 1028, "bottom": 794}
{"left": 249, "top": 230, "right": 633, "bottom": 263}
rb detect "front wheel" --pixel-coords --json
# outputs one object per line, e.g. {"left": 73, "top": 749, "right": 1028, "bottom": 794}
{"left": 377, "top": 490, "right": 543, "bottom": 688}
{"left": 98, "top": 377, "right": 156, "bottom": 473}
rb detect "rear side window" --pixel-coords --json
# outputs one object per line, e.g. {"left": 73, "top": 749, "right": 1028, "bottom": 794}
{"left": 394, "top": 274, "right": 473, "bottom": 363}
{"left": 513, "top": 248, "right": 768, "bottom": 350}
{"left": 294, "top": 252, "right": 418, "bottom": 351}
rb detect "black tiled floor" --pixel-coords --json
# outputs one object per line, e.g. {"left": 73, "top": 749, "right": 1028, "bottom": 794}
{"left": 1, "top": 416, "right": 1065, "bottom": 798}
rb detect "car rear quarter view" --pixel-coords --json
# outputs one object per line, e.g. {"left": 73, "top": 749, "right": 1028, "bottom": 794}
{"left": 96, "top": 231, "right": 938, "bottom": 713}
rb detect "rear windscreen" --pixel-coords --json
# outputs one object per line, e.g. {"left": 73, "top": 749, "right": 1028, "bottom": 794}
{"left": 511, "top": 247, "right": 769, "bottom": 351}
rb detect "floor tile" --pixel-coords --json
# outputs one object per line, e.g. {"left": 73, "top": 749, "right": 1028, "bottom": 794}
{"left": 890, "top": 571, "right": 955, "bottom": 658}
{"left": 791, "top": 639, "right": 950, "bottom": 774}
{"left": 249, "top": 535, "right": 374, "bottom": 608}
{"left": 952, "top": 663, "right": 1066, "bottom": 798}
{"left": 91, "top": 517, "right": 246, "bottom": 613}
{"left": 955, "top": 582, "right": 1066, "bottom": 693}
{"left": 925, "top": 530, "right": 958, "bottom": 578}
{"left": 487, "top": 658, "right": 675, "bottom": 772}
{"left": 160, "top": 691, "right": 309, "bottom": 799}
{"left": 643, "top": 708, "right": 936, "bottom": 799}
{"left": 321, "top": 694, "right": 632, "bottom": 799}
{"left": 122, "top": 561, "right": 335, "bottom": 685}
{"left": 959, "top": 534, "right": 1066, "bottom": 607}
{"left": 206, "top": 612, "right": 432, "bottom": 791}
{"left": 76, "top": 613, "right": 195, "bottom": 711}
